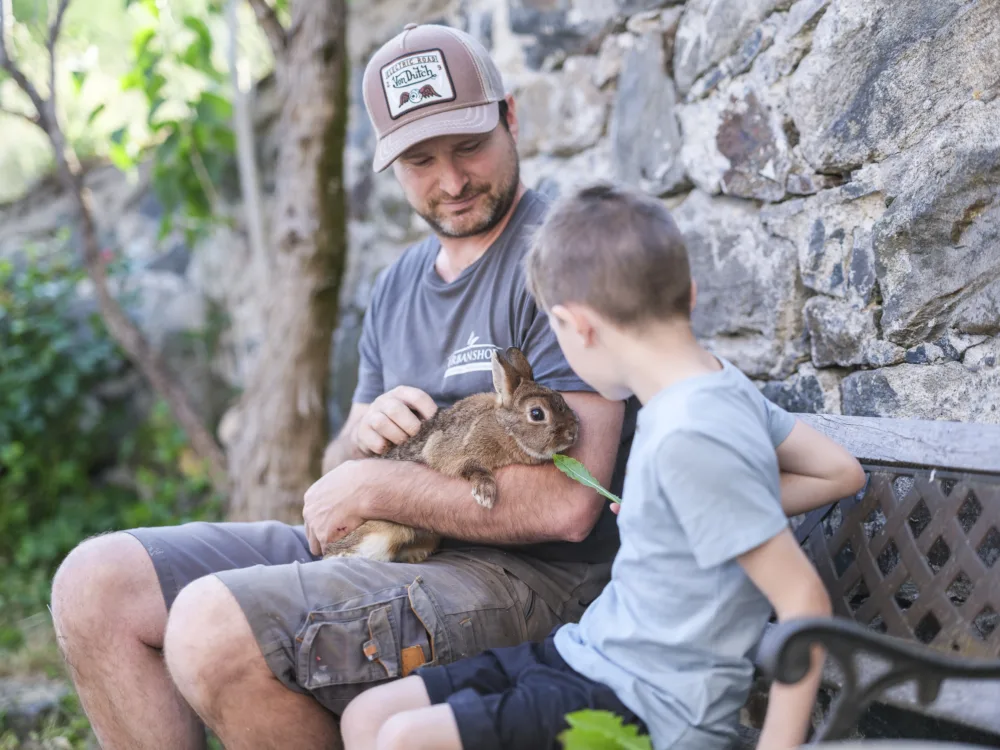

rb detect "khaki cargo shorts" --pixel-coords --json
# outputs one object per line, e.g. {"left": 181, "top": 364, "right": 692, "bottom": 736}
{"left": 127, "top": 521, "right": 610, "bottom": 715}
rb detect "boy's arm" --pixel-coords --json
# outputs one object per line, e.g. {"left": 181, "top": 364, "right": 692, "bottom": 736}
{"left": 737, "top": 529, "right": 832, "bottom": 750}
{"left": 776, "top": 420, "right": 868, "bottom": 517}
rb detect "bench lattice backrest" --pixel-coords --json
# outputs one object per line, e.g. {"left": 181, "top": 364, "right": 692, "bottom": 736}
{"left": 793, "top": 466, "right": 1000, "bottom": 659}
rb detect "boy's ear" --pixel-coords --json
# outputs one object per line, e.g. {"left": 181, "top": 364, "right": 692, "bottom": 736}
{"left": 552, "top": 303, "right": 598, "bottom": 348}
{"left": 689, "top": 279, "right": 698, "bottom": 315}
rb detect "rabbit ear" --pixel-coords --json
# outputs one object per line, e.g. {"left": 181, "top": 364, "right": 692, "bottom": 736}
{"left": 503, "top": 347, "right": 534, "bottom": 382}
{"left": 491, "top": 349, "right": 522, "bottom": 406}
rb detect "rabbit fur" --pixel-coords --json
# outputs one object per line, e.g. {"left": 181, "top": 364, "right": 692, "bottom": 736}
{"left": 323, "top": 346, "right": 580, "bottom": 563}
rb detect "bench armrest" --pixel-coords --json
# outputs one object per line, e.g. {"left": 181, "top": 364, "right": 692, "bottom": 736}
{"left": 755, "top": 617, "right": 1000, "bottom": 743}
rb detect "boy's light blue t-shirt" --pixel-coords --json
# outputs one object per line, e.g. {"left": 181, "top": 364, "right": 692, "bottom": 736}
{"left": 554, "top": 356, "right": 797, "bottom": 750}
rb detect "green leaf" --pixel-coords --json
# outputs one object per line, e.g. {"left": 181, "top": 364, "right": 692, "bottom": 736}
{"left": 552, "top": 454, "right": 622, "bottom": 505}
{"left": 195, "top": 91, "right": 232, "bottom": 125}
{"left": 108, "top": 142, "right": 134, "bottom": 171}
{"left": 559, "top": 711, "right": 652, "bottom": 750}
{"left": 86, "top": 103, "right": 106, "bottom": 125}
{"left": 71, "top": 70, "right": 87, "bottom": 94}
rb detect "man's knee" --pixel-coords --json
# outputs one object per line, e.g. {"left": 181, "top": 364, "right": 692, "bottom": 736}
{"left": 51, "top": 532, "right": 163, "bottom": 647}
{"left": 163, "top": 575, "right": 263, "bottom": 709}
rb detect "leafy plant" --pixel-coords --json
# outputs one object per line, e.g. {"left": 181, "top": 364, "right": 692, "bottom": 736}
{"left": 553, "top": 454, "right": 622, "bottom": 504}
{"left": 559, "top": 710, "right": 652, "bottom": 750}
{"left": 109, "top": 0, "right": 238, "bottom": 245}
{"left": 0, "top": 250, "right": 222, "bottom": 625}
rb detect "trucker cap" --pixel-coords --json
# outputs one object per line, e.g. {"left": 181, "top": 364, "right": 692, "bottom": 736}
{"left": 362, "top": 23, "right": 506, "bottom": 172}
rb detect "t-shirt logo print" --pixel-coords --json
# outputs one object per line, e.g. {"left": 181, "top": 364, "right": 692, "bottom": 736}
{"left": 444, "top": 331, "right": 498, "bottom": 379}
{"left": 381, "top": 49, "right": 456, "bottom": 119}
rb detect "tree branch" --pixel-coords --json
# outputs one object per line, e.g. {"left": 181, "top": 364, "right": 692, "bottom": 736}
{"left": 0, "top": 0, "right": 49, "bottom": 129}
{"left": 48, "top": 0, "right": 71, "bottom": 105}
{"left": 246, "top": 0, "right": 286, "bottom": 60}
{"left": 0, "top": 0, "right": 230, "bottom": 493}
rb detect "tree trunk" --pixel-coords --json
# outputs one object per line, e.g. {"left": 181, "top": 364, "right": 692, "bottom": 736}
{"left": 223, "top": 0, "right": 349, "bottom": 523}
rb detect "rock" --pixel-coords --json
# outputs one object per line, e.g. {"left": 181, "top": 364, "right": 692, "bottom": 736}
{"left": 843, "top": 362, "right": 1000, "bottom": 423}
{"left": 789, "top": 0, "right": 1000, "bottom": 171}
{"left": 937, "top": 330, "right": 989, "bottom": 361}
{"left": 963, "top": 337, "right": 1000, "bottom": 371}
{"left": 684, "top": 14, "right": 779, "bottom": 101}
{"left": 507, "top": 0, "right": 613, "bottom": 70}
{"left": 592, "top": 33, "right": 632, "bottom": 88}
{"left": 144, "top": 241, "right": 191, "bottom": 276}
{"left": 625, "top": 5, "right": 684, "bottom": 35}
{"left": 871, "top": 99, "right": 1000, "bottom": 347}
{"left": 714, "top": 88, "right": 789, "bottom": 201}
{"left": 513, "top": 56, "right": 610, "bottom": 158}
{"left": 746, "top": 0, "right": 830, "bottom": 89}
{"left": 761, "top": 176, "right": 885, "bottom": 298}
{"left": 0, "top": 678, "right": 69, "bottom": 739}
{"left": 785, "top": 172, "right": 842, "bottom": 197}
{"left": 610, "top": 33, "right": 686, "bottom": 196}
{"left": 759, "top": 362, "right": 842, "bottom": 414}
{"left": 803, "top": 295, "right": 905, "bottom": 368}
{"left": 904, "top": 342, "right": 946, "bottom": 365}
{"left": 673, "top": 190, "right": 808, "bottom": 379}
{"left": 521, "top": 138, "right": 615, "bottom": 200}
{"left": 673, "top": 0, "right": 788, "bottom": 95}
{"left": 679, "top": 78, "right": 795, "bottom": 202}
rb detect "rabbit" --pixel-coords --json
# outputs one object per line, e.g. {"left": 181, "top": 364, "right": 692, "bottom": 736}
{"left": 323, "top": 346, "right": 581, "bottom": 564}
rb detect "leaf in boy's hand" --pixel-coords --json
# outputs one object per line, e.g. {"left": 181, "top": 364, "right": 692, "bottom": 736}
{"left": 553, "top": 454, "right": 623, "bottom": 505}
{"left": 558, "top": 710, "right": 652, "bottom": 750}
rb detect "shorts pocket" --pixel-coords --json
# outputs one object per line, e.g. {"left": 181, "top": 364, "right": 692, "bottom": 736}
{"left": 296, "top": 600, "right": 402, "bottom": 689}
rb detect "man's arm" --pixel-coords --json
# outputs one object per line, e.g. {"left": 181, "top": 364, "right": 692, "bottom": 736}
{"left": 321, "top": 403, "right": 369, "bottom": 473}
{"left": 738, "top": 529, "right": 832, "bottom": 750}
{"left": 304, "top": 392, "right": 624, "bottom": 554}
{"left": 776, "top": 420, "right": 868, "bottom": 517}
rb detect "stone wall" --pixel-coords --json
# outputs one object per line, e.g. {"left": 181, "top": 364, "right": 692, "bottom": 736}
{"left": 3, "top": 0, "right": 999, "bottom": 435}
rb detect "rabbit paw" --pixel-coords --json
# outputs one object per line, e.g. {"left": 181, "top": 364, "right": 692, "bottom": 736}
{"left": 472, "top": 478, "right": 497, "bottom": 509}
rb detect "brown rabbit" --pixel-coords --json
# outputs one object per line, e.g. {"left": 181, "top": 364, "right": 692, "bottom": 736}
{"left": 323, "top": 346, "right": 580, "bottom": 563}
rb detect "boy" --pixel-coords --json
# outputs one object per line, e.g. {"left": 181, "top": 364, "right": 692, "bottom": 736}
{"left": 339, "top": 183, "right": 867, "bottom": 750}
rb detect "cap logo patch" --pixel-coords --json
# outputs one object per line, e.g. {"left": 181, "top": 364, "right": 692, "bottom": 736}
{"left": 381, "top": 48, "right": 457, "bottom": 119}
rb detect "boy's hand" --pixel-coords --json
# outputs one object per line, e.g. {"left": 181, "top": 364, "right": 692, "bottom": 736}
{"left": 738, "top": 529, "right": 832, "bottom": 750}
{"left": 609, "top": 502, "right": 620, "bottom": 515}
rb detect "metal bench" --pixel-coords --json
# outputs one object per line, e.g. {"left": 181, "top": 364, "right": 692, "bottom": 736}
{"left": 742, "top": 414, "right": 1000, "bottom": 746}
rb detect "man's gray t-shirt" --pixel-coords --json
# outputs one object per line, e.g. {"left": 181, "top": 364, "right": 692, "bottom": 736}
{"left": 554, "top": 356, "right": 797, "bottom": 750}
{"left": 353, "top": 189, "right": 635, "bottom": 566}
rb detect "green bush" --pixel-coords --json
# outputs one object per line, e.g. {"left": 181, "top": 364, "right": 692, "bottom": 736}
{"left": 0, "top": 249, "right": 223, "bottom": 633}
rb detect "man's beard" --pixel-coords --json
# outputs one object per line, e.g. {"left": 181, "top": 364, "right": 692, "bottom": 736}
{"left": 418, "top": 148, "right": 520, "bottom": 239}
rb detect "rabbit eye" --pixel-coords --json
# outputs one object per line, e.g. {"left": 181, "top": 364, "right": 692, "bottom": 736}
{"left": 529, "top": 407, "right": 545, "bottom": 422}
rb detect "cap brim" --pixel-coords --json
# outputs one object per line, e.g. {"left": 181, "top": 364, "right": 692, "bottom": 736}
{"left": 372, "top": 103, "right": 500, "bottom": 172}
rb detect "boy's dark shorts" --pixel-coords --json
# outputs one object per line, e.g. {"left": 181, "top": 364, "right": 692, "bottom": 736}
{"left": 416, "top": 630, "right": 646, "bottom": 750}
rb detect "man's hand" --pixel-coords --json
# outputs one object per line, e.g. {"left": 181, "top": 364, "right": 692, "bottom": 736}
{"left": 303, "top": 460, "right": 370, "bottom": 556}
{"left": 355, "top": 386, "right": 438, "bottom": 456}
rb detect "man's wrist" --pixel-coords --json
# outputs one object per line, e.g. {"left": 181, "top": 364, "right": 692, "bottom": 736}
{"left": 349, "top": 457, "right": 390, "bottom": 519}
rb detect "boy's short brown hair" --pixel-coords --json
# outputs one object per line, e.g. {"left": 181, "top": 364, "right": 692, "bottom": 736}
{"left": 526, "top": 182, "right": 692, "bottom": 327}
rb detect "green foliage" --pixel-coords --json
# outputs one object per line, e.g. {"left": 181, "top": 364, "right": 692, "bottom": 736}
{"left": 113, "top": 2, "right": 237, "bottom": 246}
{"left": 559, "top": 711, "right": 652, "bottom": 750}
{"left": 0, "top": 250, "right": 223, "bottom": 626}
{"left": 553, "top": 454, "right": 622, "bottom": 504}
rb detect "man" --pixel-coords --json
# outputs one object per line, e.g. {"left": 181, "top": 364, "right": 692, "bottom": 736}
{"left": 50, "top": 22, "right": 634, "bottom": 750}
